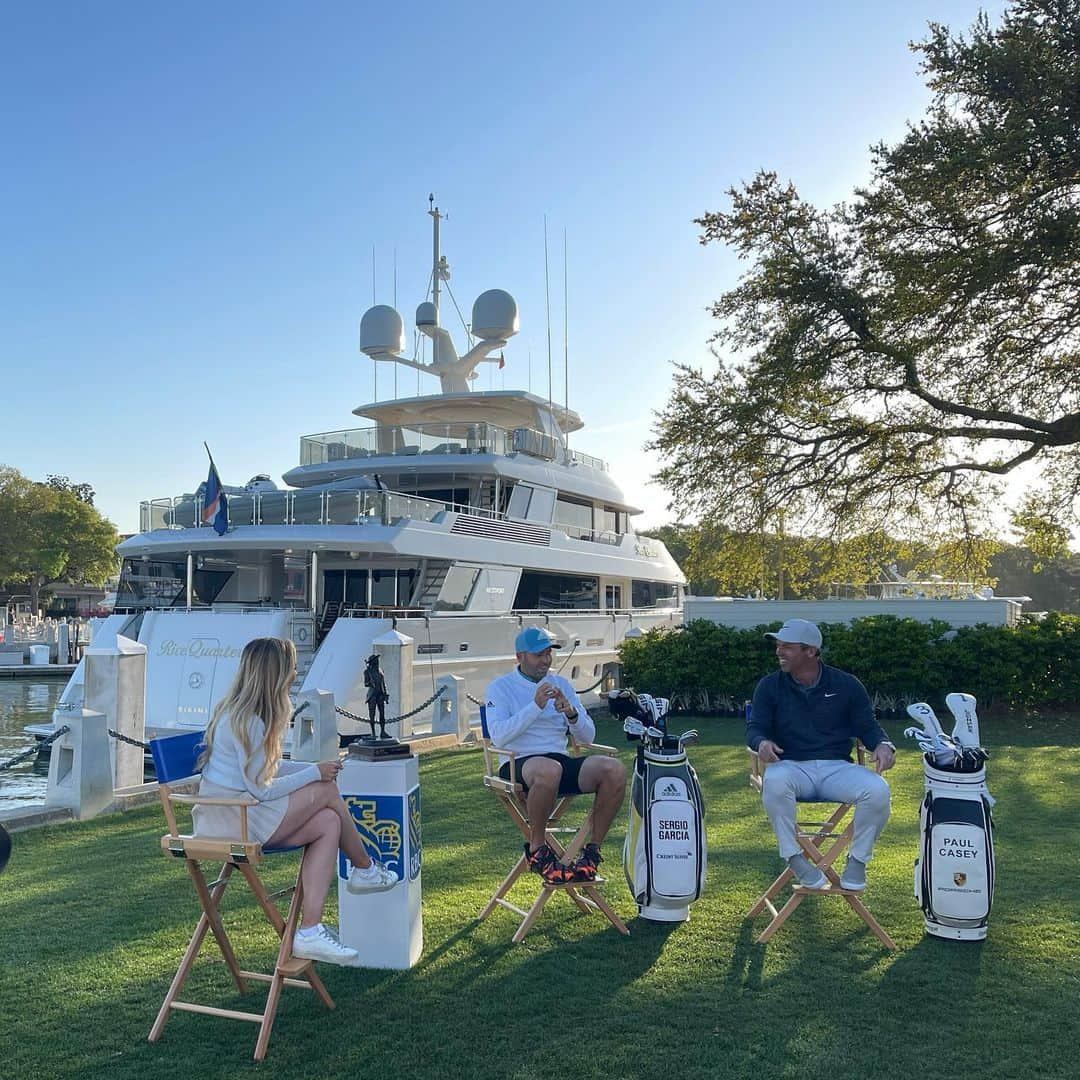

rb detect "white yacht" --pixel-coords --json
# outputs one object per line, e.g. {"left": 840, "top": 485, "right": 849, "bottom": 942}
{"left": 44, "top": 203, "right": 685, "bottom": 741}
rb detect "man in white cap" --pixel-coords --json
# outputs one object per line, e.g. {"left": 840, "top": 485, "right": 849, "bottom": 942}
{"left": 747, "top": 619, "right": 896, "bottom": 891}
{"left": 485, "top": 626, "right": 627, "bottom": 885}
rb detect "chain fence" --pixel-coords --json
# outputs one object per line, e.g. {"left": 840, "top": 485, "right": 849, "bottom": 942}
{"left": 0, "top": 725, "right": 70, "bottom": 772}
{"left": 334, "top": 685, "right": 446, "bottom": 725}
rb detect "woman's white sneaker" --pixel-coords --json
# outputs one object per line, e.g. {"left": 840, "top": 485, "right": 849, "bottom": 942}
{"left": 292, "top": 923, "right": 360, "bottom": 966}
{"left": 347, "top": 859, "right": 398, "bottom": 894}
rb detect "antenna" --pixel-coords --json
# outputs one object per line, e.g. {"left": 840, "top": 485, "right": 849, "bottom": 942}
{"left": 372, "top": 244, "right": 376, "bottom": 306}
{"left": 563, "top": 227, "right": 569, "bottom": 453}
{"left": 393, "top": 247, "right": 398, "bottom": 398}
{"left": 429, "top": 196, "right": 442, "bottom": 368}
{"left": 544, "top": 215, "right": 552, "bottom": 414}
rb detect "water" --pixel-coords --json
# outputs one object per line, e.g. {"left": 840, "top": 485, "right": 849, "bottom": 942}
{"left": 0, "top": 679, "right": 65, "bottom": 815}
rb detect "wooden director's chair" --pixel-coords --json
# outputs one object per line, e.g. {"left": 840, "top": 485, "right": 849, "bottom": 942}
{"left": 476, "top": 714, "right": 629, "bottom": 943}
{"left": 746, "top": 743, "right": 897, "bottom": 950}
{"left": 148, "top": 731, "right": 334, "bottom": 1062}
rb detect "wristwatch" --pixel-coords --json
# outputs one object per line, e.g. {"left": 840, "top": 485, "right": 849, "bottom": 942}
{"left": 566, "top": 710, "right": 579, "bottom": 723}
{"left": 879, "top": 741, "right": 896, "bottom": 752}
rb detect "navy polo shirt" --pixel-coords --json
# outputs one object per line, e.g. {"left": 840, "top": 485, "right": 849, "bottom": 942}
{"left": 747, "top": 663, "right": 888, "bottom": 761}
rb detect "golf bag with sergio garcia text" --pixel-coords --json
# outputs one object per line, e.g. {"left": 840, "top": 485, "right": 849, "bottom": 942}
{"left": 609, "top": 690, "right": 706, "bottom": 922}
{"left": 909, "top": 695, "right": 995, "bottom": 941}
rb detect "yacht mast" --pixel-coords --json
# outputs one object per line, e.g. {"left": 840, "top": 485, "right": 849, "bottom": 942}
{"left": 429, "top": 195, "right": 442, "bottom": 368}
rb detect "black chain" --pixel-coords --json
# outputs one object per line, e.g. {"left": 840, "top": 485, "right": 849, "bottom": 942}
{"left": 0, "top": 725, "right": 70, "bottom": 772}
{"left": 108, "top": 729, "right": 151, "bottom": 751}
{"left": 335, "top": 685, "right": 446, "bottom": 725}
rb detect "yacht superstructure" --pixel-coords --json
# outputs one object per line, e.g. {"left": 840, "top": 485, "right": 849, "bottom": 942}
{"left": 48, "top": 202, "right": 685, "bottom": 739}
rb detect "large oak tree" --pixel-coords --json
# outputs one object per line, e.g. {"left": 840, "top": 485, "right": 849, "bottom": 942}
{"left": 652, "top": 1, "right": 1080, "bottom": 552}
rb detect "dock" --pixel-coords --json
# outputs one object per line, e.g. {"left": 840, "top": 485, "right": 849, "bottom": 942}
{"left": 0, "top": 663, "right": 77, "bottom": 678}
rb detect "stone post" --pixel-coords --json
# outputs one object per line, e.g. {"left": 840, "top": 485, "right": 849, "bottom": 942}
{"left": 291, "top": 689, "right": 339, "bottom": 763}
{"left": 44, "top": 708, "right": 113, "bottom": 819}
{"left": 432, "top": 674, "right": 467, "bottom": 740}
{"left": 84, "top": 634, "right": 147, "bottom": 791}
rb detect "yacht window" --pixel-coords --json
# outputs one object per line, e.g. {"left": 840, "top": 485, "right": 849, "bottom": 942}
{"left": 514, "top": 572, "right": 599, "bottom": 611}
{"left": 597, "top": 506, "right": 625, "bottom": 535}
{"left": 117, "top": 558, "right": 189, "bottom": 611}
{"left": 397, "top": 486, "right": 471, "bottom": 509}
{"left": 554, "top": 496, "right": 593, "bottom": 539}
{"left": 371, "top": 569, "right": 398, "bottom": 607}
{"left": 631, "top": 580, "right": 677, "bottom": 608}
{"left": 434, "top": 566, "right": 480, "bottom": 612}
{"left": 344, "top": 570, "right": 368, "bottom": 606}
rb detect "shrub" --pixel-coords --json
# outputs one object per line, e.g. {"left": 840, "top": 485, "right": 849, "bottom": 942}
{"left": 617, "top": 614, "right": 1080, "bottom": 713}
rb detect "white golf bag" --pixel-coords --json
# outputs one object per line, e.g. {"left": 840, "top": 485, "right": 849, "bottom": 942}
{"left": 609, "top": 690, "right": 706, "bottom": 923}
{"left": 908, "top": 694, "right": 995, "bottom": 941}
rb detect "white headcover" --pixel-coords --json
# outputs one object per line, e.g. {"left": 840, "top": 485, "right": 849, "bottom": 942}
{"left": 945, "top": 692, "right": 981, "bottom": 748}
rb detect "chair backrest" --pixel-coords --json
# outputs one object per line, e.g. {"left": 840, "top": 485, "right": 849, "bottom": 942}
{"left": 151, "top": 730, "right": 206, "bottom": 784}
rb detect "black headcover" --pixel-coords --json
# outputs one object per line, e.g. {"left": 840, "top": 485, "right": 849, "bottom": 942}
{"left": 607, "top": 689, "right": 667, "bottom": 733}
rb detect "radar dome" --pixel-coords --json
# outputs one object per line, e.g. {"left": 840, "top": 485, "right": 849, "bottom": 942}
{"left": 415, "top": 300, "right": 436, "bottom": 328}
{"left": 472, "top": 289, "right": 519, "bottom": 341}
{"left": 359, "top": 305, "right": 405, "bottom": 356}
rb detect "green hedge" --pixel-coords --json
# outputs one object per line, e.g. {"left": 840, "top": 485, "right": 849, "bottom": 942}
{"left": 617, "top": 613, "right": 1080, "bottom": 713}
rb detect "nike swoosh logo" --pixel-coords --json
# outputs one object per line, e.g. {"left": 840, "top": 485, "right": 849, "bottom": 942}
{"left": 824, "top": 692, "right": 838, "bottom": 698}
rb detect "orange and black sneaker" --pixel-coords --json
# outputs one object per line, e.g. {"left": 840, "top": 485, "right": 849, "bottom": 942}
{"left": 524, "top": 843, "right": 575, "bottom": 885}
{"left": 571, "top": 842, "right": 603, "bottom": 882}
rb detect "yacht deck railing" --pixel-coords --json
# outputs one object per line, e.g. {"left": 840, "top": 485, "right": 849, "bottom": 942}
{"left": 139, "top": 489, "right": 502, "bottom": 533}
{"left": 298, "top": 422, "right": 608, "bottom": 472}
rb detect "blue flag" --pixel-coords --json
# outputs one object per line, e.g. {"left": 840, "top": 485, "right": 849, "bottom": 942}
{"left": 202, "top": 461, "right": 229, "bottom": 536}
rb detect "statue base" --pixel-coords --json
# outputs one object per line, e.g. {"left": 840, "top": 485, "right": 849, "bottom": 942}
{"left": 348, "top": 738, "right": 411, "bottom": 761}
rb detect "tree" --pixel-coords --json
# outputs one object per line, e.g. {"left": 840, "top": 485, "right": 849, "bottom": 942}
{"left": 0, "top": 465, "right": 118, "bottom": 612}
{"left": 643, "top": 520, "right": 1002, "bottom": 599}
{"left": 652, "top": 0, "right": 1080, "bottom": 546}
{"left": 44, "top": 474, "right": 96, "bottom": 506}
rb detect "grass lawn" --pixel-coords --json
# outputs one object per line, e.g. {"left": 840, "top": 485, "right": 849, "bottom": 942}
{"left": 2, "top": 713, "right": 1078, "bottom": 1080}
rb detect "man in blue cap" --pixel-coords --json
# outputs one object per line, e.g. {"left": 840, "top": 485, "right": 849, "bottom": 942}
{"left": 485, "top": 626, "right": 627, "bottom": 885}
{"left": 747, "top": 619, "right": 896, "bottom": 892}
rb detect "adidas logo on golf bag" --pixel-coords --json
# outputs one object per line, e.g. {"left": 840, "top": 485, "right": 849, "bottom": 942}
{"left": 660, "top": 782, "right": 681, "bottom": 798}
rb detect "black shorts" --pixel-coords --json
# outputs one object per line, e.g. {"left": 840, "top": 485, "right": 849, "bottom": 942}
{"left": 498, "top": 753, "right": 587, "bottom": 796}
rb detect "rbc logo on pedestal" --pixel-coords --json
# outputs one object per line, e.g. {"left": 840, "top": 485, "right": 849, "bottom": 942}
{"left": 338, "top": 790, "right": 422, "bottom": 881}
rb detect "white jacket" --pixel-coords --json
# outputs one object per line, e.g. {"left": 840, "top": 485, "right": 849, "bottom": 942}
{"left": 484, "top": 668, "right": 595, "bottom": 761}
{"left": 200, "top": 713, "right": 320, "bottom": 801}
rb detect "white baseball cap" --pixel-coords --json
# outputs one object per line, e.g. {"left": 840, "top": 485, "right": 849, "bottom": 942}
{"left": 764, "top": 619, "right": 822, "bottom": 648}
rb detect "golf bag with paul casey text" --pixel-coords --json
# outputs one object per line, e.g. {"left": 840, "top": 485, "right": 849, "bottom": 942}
{"left": 908, "top": 695, "right": 995, "bottom": 941}
{"left": 609, "top": 690, "right": 706, "bottom": 923}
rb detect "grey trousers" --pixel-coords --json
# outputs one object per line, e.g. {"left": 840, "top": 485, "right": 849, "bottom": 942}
{"left": 760, "top": 759, "right": 891, "bottom": 865}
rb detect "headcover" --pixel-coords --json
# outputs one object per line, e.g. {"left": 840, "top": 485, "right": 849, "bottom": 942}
{"left": 607, "top": 688, "right": 669, "bottom": 731}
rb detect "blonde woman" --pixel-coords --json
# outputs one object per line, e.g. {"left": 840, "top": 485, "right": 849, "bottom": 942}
{"left": 194, "top": 637, "right": 395, "bottom": 966}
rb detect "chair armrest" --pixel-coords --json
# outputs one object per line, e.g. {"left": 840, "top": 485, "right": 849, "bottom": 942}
{"left": 169, "top": 794, "right": 259, "bottom": 808}
{"left": 747, "top": 748, "right": 765, "bottom": 792}
{"left": 574, "top": 741, "right": 618, "bottom": 756}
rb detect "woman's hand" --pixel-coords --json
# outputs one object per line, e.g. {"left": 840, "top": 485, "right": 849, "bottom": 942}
{"left": 317, "top": 759, "right": 343, "bottom": 783}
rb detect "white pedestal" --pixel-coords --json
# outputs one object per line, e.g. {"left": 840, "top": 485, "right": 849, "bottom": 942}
{"left": 336, "top": 752, "right": 422, "bottom": 969}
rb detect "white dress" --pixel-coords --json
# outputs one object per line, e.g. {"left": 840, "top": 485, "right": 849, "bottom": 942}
{"left": 192, "top": 714, "right": 321, "bottom": 845}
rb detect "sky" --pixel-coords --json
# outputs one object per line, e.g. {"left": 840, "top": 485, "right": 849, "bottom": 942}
{"left": 2, "top": 1, "right": 999, "bottom": 535}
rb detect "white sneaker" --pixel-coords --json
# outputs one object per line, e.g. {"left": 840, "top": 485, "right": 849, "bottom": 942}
{"left": 292, "top": 923, "right": 361, "bottom": 967}
{"left": 347, "top": 859, "right": 398, "bottom": 894}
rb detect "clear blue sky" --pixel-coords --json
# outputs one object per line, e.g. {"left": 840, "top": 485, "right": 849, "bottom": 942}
{"left": 2, "top": 1, "right": 996, "bottom": 534}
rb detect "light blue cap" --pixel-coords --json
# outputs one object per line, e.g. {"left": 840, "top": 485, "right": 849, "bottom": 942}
{"left": 515, "top": 626, "right": 558, "bottom": 654}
